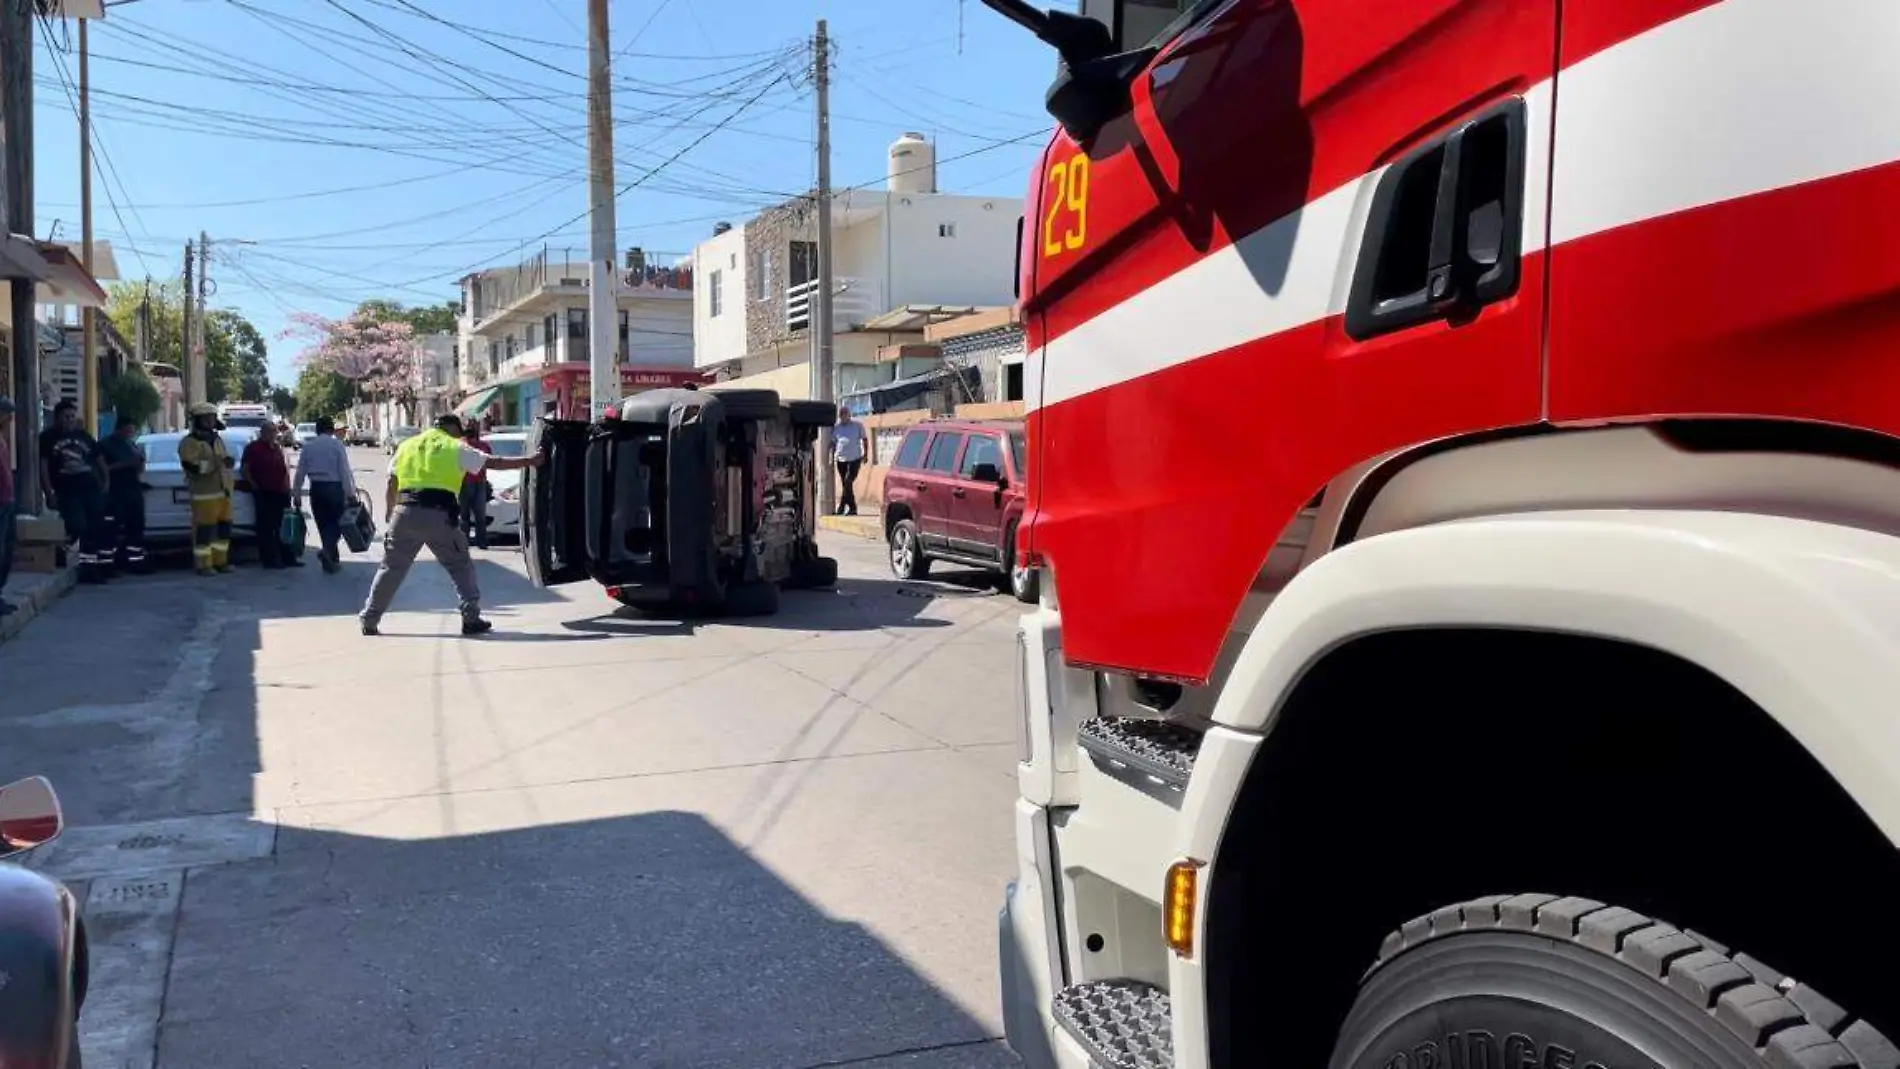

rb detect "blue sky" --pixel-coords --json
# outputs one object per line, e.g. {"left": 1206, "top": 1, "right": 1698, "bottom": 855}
{"left": 30, "top": 0, "right": 1061, "bottom": 386}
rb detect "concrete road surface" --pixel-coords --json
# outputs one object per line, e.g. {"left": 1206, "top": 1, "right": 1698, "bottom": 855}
{"left": 0, "top": 447, "right": 1027, "bottom": 1068}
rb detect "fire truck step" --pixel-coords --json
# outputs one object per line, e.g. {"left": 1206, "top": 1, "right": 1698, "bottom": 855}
{"left": 1078, "top": 717, "right": 1201, "bottom": 804}
{"left": 1052, "top": 979, "right": 1174, "bottom": 1069}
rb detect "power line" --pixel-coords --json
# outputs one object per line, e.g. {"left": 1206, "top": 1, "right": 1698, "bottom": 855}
{"left": 389, "top": 72, "right": 792, "bottom": 290}
{"left": 35, "top": 24, "right": 154, "bottom": 276}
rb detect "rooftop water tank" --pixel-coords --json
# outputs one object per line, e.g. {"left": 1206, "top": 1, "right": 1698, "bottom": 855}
{"left": 888, "top": 133, "right": 937, "bottom": 195}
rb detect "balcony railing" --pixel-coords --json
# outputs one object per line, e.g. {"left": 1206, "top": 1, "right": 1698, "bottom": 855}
{"left": 785, "top": 276, "right": 877, "bottom": 331}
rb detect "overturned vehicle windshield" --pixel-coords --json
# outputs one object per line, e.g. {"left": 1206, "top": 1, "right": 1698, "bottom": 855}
{"left": 522, "top": 388, "right": 839, "bottom": 616}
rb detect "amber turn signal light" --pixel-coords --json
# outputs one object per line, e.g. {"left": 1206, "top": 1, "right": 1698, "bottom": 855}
{"left": 1165, "top": 860, "right": 1203, "bottom": 959}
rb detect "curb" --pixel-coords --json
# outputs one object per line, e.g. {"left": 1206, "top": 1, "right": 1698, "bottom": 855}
{"left": 0, "top": 565, "right": 79, "bottom": 645}
{"left": 818, "top": 514, "right": 882, "bottom": 542}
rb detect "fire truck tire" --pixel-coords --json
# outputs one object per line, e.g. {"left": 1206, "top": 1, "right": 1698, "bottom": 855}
{"left": 1332, "top": 893, "right": 1898, "bottom": 1069}
{"left": 889, "top": 518, "right": 930, "bottom": 580}
{"left": 711, "top": 389, "right": 781, "bottom": 421}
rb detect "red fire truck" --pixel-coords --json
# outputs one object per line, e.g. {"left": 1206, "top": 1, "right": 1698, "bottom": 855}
{"left": 983, "top": 1, "right": 1900, "bottom": 1068}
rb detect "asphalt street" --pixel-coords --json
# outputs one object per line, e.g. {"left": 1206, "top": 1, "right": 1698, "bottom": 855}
{"left": 0, "top": 447, "right": 1027, "bottom": 1069}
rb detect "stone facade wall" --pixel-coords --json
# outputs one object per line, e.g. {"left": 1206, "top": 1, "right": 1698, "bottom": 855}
{"left": 741, "top": 200, "right": 819, "bottom": 358}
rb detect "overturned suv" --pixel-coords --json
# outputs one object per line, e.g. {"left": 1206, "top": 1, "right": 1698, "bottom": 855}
{"left": 523, "top": 388, "right": 840, "bottom": 615}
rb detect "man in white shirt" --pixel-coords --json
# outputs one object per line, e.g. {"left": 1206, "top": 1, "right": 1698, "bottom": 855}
{"left": 292, "top": 416, "right": 359, "bottom": 574}
{"left": 830, "top": 405, "right": 867, "bottom": 517}
{"left": 359, "top": 414, "right": 540, "bottom": 637}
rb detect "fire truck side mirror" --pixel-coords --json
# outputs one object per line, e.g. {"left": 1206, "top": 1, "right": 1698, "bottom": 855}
{"left": 979, "top": 0, "right": 1146, "bottom": 143}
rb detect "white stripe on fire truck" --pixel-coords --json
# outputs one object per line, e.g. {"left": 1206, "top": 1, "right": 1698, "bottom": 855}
{"left": 1029, "top": 0, "right": 1900, "bottom": 413}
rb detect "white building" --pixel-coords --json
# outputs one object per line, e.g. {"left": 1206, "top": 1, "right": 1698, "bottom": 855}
{"left": 691, "top": 133, "right": 1024, "bottom": 400}
{"left": 454, "top": 249, "right": 702, "bottom": 424}
{"left": 410, "top": 333, "right": 457, "bottom": 424}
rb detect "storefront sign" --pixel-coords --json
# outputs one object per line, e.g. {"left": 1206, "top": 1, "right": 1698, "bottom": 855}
{"left": 536, "top": 364, "right": 708, "bottom": 419}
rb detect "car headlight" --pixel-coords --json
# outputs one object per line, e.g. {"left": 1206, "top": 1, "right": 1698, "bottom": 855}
{"left": 497, "top": 486, "right": 519, "bottom": 503}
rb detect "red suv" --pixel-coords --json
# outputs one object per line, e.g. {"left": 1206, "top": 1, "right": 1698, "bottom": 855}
{"left": 881, "top": 419, "right": 1036, "bottom": 602}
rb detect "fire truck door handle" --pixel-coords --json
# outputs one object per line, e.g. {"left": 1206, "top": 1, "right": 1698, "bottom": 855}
{"left": 1423, "top": 131, "right": 1467, "bottom": 309}
{"left": 915, "top": 482, "right": 928, "bottom": 491}
{"left": 951, "top": 487, "right": 966, "bottom": 498}
{"left": 1343, "top": 97, "right": 1527, "bottom": 342}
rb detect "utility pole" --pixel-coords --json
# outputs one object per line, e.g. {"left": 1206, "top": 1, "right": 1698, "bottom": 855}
{"left": 78, "top": 16, "right": 97, "bottom": 435}
{"left": 182, "top": 240, "right": 198, "bottom": 404}
{"left": 3, "top": 0, "right": 42, "bottom": 513}
{"left": 585, "top": 0, "right": 619, "bottom": 422}
{"left": 196, "top": 230, "right": 209, "bottom": 401}
{"left": 135, "top": 280, "right": 149, "bottom": 367}
{"left": 812, "top": 18, "right": 837, "bottom": 514}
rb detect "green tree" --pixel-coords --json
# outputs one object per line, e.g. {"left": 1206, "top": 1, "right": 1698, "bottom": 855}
{"left": 269, "top": 387, "right": 299, "bottom": 420}
{"left": 353, "top": 298, "right": 459, "bottom": 336}
{"left": 102, "top": 283, "right": 274, "bottom": 404}
{"left": 295, "top": 364, "right": 355, "bottom": 423}
{"left": 104, "top": 281, "right": 185, "bottom": 372}
{"left": 206, "top": 309, "right": 271, "bottom": 402}
{"left": 105, "top": 363, "right": 161, "bottom": 427}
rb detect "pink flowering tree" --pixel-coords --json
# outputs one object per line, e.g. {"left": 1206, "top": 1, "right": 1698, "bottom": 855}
{"left": 283, "top": 310, "right": 421, "bottom": 422}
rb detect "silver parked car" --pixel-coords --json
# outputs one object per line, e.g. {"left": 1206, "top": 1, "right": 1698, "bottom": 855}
{"left": 137, "top": 430, "right": 260, "bottom": 545}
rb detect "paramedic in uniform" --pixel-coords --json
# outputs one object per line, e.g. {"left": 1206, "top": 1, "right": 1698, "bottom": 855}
{"left": 359, "top": 413, "right": 539, "bottom": 637}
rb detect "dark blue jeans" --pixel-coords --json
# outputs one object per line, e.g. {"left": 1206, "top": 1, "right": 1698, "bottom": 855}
{"left": 55, "top": 479, "right": 110, "bottom": 572}
{"left": 308, "top": 481, "right": 347, "bottom": 560}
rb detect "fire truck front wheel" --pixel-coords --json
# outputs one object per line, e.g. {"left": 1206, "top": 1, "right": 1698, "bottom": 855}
{"left": 1331, "top": 893, "right": 1897, "bottom": 1069}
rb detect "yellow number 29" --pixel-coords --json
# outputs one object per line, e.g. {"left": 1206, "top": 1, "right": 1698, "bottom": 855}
{"left": 1042, "top": 152, "right": 1089, "bottom": 258}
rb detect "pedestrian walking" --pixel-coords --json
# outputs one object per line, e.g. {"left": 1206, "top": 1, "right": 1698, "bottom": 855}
{"left": 38, "top": 400, "right": 113, "bottom": 583}
{"left": 830, "top": 404, "right": 866, "bottom": 517}
{"left": 359, "top": 413, "right": 540, "bottom": 637}
{"left": 241, "top": 423, "right": 299, "bottom": 570}
{"left": 0, "top": 397, "right": 19, "bottom": 614}
{"left": 293, "top": 416, "right": 356, "bottom": 574}
{"left": 177, "top": 402, "right": 236, "bottom": 576}
{"left": 98, "top": 414, "right": 150, "bottom": 574}
{"left": 459, "top": 420, "right": 492, "bottom": 550}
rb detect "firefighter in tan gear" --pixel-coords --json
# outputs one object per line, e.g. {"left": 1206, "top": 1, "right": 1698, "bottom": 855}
{"left": 177, "top": 402, "right": 235, "bottom": 575}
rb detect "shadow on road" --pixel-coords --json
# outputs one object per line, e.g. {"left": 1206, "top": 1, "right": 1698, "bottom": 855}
{"left": 158, "top": 811, "right": 1015, "bottom": 1068}
{"left": 0, "top": 534, "right": 1021, "bottom": 1069}
{"left": 559, "top": 577, "right": 961, "bottom": 638}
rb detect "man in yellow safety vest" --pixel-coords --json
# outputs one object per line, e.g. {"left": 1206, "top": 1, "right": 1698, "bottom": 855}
{"left": 359, "top": 413, "right": 540, "bottom": 636}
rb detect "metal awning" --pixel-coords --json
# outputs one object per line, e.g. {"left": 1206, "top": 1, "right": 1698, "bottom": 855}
{"left": 0, "top": 233, "right": 50, "bottom": 281}
{"left": 860, "top": 304, "right": 979, "bottom": 332}
{"left": 841, "top": 365, "right": 979, "bottom": 416}
{"left": 33, "top": 243, "right": 108, "bottom": 308}
{"left": 454, "top": 385, "right": 502, "bottom": 417}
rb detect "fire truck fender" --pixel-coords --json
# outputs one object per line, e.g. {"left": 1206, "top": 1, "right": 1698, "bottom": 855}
{"left": 1190, "top": 508, "right": 1900, "bottom": 848}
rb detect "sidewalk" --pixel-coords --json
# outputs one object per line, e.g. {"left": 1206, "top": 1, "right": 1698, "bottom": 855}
{"left": 0, "top": 566, "right": 77, "bottom": 644}
{"left": 818, "top": 510, "right": 881, "bottom": 542}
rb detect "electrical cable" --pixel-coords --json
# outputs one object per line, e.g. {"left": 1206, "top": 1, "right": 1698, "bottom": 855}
{"left": 35, "top": 24, "right": 155, "bottom": 276}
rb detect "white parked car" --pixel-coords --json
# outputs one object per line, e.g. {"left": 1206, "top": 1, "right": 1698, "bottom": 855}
{"left": 481, "top": 432, "right": 529, "bottom": 542}
{"left": 137, "top": 430, "right": 260, "bottom": 545}
{"left": 383, "top": 426, "right": 420, "bottom": 455}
